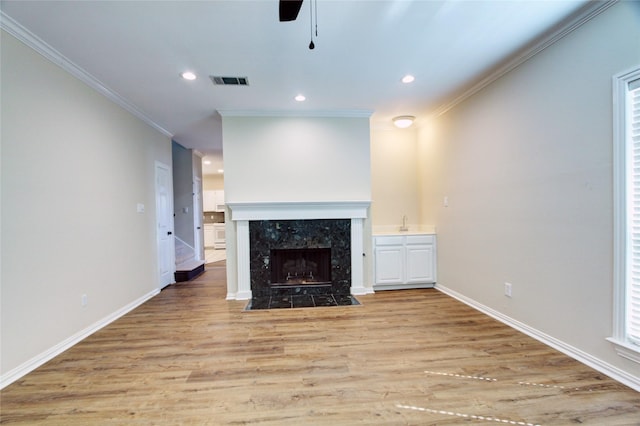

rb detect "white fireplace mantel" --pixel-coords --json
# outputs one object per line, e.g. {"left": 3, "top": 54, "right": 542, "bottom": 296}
{"left": 227, "top": 201, "right": 370, "bottom": 221}
{"left": 226, "top": 201, "right": 372, "bottom": 300}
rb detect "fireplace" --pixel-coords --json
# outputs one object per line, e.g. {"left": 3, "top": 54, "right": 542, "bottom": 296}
{"left": 249, "top": 219, "right": 351, "bottom": 297}
{"left": 226, "top": 201, "right": 371, "bottom": 300}
{"left": 271, "top": 248, "right": 332, "bottom": 286}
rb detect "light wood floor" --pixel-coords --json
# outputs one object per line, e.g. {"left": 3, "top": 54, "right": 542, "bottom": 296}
{"left": 2, "top": 262, "right": 639, "bottom": 425}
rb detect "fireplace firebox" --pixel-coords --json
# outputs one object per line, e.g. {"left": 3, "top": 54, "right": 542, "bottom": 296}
{"left": 270, "top": 248, "right": 331, "bottom": 286}
{"left": 249, "top": 219, "right": 351, "bottom": 297}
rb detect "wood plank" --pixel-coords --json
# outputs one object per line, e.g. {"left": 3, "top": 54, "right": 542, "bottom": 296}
{"left": 1, "top": 269, "right": 638, "bottom": 425}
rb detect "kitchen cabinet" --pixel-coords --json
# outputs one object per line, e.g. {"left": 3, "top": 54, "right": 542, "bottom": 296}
{"left": 213, "top": 223, "right": 226, "bottom": 249}
{"left": 204, "top": 224, "right": 215, "bottom": 248}
{"left": 214, "top": 190, "right": 225, "bottom": 212}
{"left": 203, "top": 190, "right": 225, "bottom": 212}
{"left": 373, "top": 234, "right": 436, "bottom": 290}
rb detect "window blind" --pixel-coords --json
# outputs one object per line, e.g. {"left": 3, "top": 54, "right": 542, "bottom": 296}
{"left": 627, "top": 78, "right": 640, "bottom": 345}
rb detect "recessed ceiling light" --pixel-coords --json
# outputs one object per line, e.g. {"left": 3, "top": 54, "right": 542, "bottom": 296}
{"left": 402, "top": 74, "right": 415, "bottom": 84}
{"left": 295, "top": 94, "right": 306, "bottom": 102}
{"left": 203, "top": 160, "right": 211, "bottom": 165}
{"left": 393, "top": 115, "right": 415, "bottom": 128}
{"left": 217, "top": 169, "right": 224, "bottom": 174}
{"left": 181, "top": 71, "right": 197, "bottom": 81}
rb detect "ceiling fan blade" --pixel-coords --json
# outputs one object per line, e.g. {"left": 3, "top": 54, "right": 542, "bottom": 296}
{"left": 279, "top": 0, "right": 303, "bottom": 22}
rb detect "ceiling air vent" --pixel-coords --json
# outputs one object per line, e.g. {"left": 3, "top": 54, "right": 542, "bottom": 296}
{"left": 210, "top": 76, "right": 249, "bottom": 86}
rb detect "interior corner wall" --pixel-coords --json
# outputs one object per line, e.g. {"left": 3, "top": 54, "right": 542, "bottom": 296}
{"left": 0, "top": 31, "right": 171, "bottom": 383}
{"left": 420, "top": 1, "right": 640, "bottom": 381}
{"left": 172, "top": 141, "right": 195, "bottom": 247}
{"left": 370, "top": 128, "right": 421, "bottom": 229}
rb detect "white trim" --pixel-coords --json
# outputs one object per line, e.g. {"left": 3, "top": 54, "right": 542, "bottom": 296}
{"left": 436, "top": 284, "right": 640, "bottom": 392}
{"left": 218, "top": 109, "right": 373, "bottom": 118}
{"left": 611, "top": 64, "right": 640, "bottom": 360}
{"left": 227, "top": 201, "right": 370, "bottom": 221}
{"left": 431, "top": 0, "right": 617, "bottom": 118}
{"left": 0, "top": 289, "right": 160, "bottom": 389}
{"left": 174, "top": 235, "right": 195, "bottom": 251}
{"left": 607, "top": 338, "right": 640, "bottom": 364}
{"left": 235, "top": 220, "right": 252, "bottom": 300}
{"left": 226, "top": 201, "right": 371, "bottom": 299}
{"left": 374, "top": 283, "right": 435, "bottom": 291}
{"left": 350, "top": 218, "right": 372, "bottom": 295}
{"left": 0, "top": 11, "right": 173, "bottom": 138}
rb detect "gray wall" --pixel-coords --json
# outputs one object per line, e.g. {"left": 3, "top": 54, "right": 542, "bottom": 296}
{"left": 1, "top": 31, "right": 171, "bottom": 382}
{"left": 419, "top": 1, "right": 640, "bottom": 384}
{"left": 172, "top": 141, "right": 195, "bottom": 247}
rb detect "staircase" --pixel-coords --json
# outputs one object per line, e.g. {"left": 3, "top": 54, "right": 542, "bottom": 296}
{"left": 174, "top": 238, "right": 205, "bottom": 282}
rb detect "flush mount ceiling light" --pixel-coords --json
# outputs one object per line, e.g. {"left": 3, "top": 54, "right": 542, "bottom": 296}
{"left": 393, "top": 115, "right": 415, "bottom": 128}
{"left": 181, "top": 71, "right": 197, "bottom": 81}
{"left": 295, "top": 94, "right": 306, "bottom": 102}
{"left": 402, "top": 74, "right": 415, "bottom": 83}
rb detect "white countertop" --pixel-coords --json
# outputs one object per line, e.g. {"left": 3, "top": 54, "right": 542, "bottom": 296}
{"left": 372, "top": 225, "right": 436, "bottom": 235}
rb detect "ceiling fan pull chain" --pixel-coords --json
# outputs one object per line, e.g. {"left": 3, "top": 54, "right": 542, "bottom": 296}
{"left": 308, "top": 0, "right": 315, "bottom": 49}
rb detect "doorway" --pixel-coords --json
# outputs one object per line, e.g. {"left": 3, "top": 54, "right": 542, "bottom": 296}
{"left": 155, "top": 161, "right": 175, "bottom": 289}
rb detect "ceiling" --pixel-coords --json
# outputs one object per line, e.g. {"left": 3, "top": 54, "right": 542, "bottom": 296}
{"left": 1, "top": 0, "right": 589, "bottom": 175}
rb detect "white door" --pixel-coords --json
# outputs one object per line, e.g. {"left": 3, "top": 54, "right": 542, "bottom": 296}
{"left": 193, "top": 178, "right": 203, "bottom": 261}
{"left": 155, "top": 161, "right": 175, "bottom": 289}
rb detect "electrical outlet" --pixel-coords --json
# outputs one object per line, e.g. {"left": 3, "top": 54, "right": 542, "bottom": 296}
{"left": 504, "top": 282, "right": 512, "bottom": 298}
{"left": 81, "top": 294, "right": 88, "bottom": 307}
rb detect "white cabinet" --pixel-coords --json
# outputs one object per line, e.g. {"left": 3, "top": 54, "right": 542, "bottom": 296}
{"left": 213, "top": 223, "right": 226, "bottom": 249}
{"left": 373, "top": 234, "right": 436, "bottom": 290}
{"left": 204, "top": 224, "right": 215, "bottom": 248}
{"left": 214, "top": 190, "right": 225, "bottom": 212}
{"left": 203, "top": 190, "right": 224, "bottom": 212}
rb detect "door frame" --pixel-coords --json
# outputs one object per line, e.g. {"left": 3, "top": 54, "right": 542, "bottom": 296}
{"left": 155, "top": 161, "right": 176, "bottom": 289}
{"left": 193, "top": 177, "right": 203, "bottom": 261}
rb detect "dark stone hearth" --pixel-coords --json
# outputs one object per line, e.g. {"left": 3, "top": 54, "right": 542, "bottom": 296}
{"left": 249, "top": 219, "right": 351, "bottom": 298}
{"left": 245, "top": 294, "right": 360, "bottom": 310}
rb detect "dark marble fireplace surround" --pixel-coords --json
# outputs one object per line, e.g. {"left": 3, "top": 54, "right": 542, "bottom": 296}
{"left": 249, "top": 219, "right": 351, "bottom": 298}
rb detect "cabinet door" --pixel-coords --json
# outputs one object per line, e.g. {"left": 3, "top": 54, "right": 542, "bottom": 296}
{"left": 203, "top": 191, "right": 216, "bottom": 212}
{"left": 213, "top": 224, "right": 226, "bottom": 249}
{"left": 204, "top": 225, "right": 215, "bottom": 248}
{"left": 214, "top": 190, "right": 225, "bottom": 212}
{"left": 374, "top": 245, "right": 404, "bottom": 285}
{"left": 406, "top": 244, "right": 435, "bottom": 283}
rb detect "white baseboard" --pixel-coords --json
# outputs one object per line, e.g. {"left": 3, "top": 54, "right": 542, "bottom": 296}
{"left": 373, "top": 283, "right": 435, "bottom": 291}
{"left": 0, "top": 289, "right": 160, "bottom": 389}
{"left": 351, "top": 285, "right": 375, "bottom": 295}
{"left": 435, "top": 284, "right": 640, "bottom": 392}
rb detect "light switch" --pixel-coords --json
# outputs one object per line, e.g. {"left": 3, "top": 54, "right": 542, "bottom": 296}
{"left": 137, "top": 203, "right": 145, "bottom": 213}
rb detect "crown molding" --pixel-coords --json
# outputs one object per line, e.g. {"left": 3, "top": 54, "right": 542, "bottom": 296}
{"left": 217, "top": 109, "right": 373, "bottom": 118}
{"left": 432, "top": 0, "right": 618, "bottom": 118}
{"left": 0, "top": 11, "right": 173, "bottom": 138}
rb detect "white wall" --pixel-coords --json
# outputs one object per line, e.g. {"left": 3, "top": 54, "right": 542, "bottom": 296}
{"left": 0, "top": 31, "right": 171, "bottom": 384}
{"left": 420, "top": 2, "right": 640, "bottom": 385}
{"left": 222, "top": 116, "right": 371, "bottom": 202}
